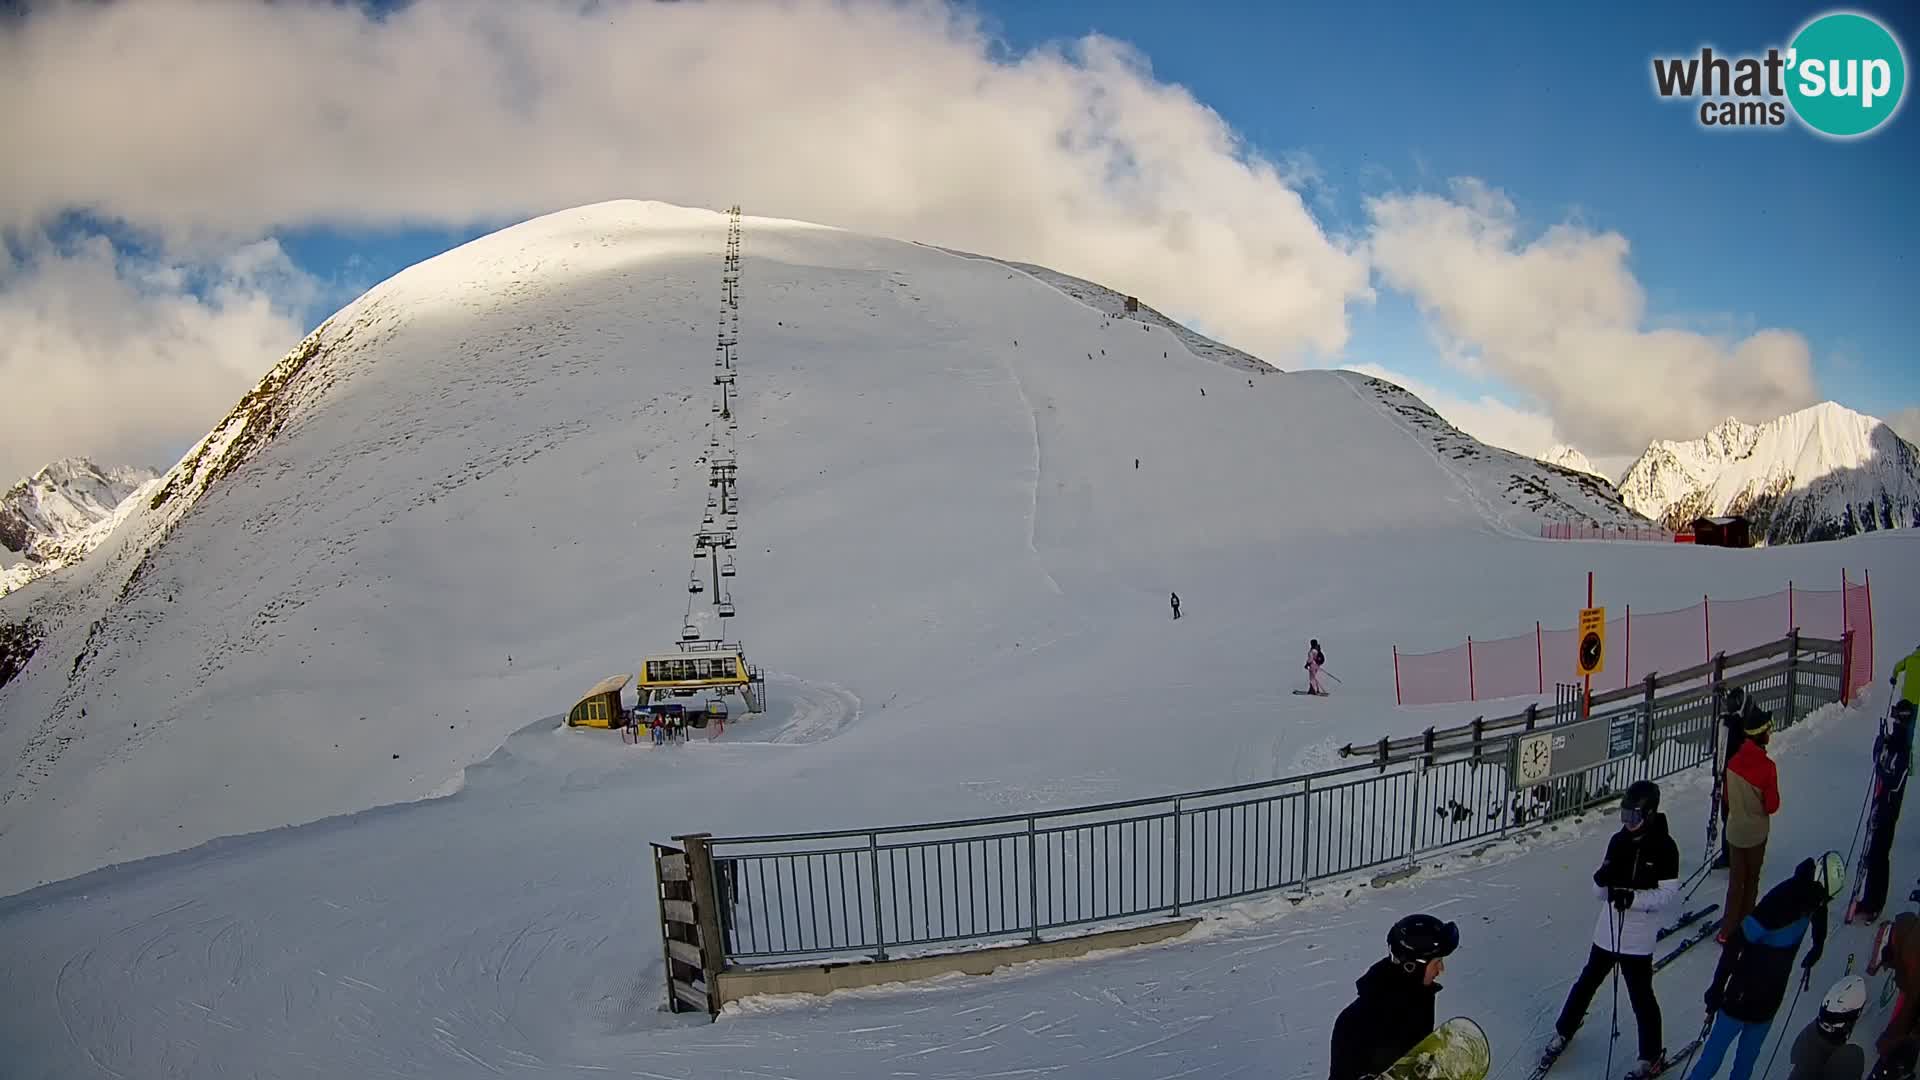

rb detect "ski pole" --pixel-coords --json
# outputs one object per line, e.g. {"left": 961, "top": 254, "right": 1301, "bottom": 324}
{"left": 1757, "top": 966, "right": 1813, "bottom": 1079}
{"left": 1606, "top": 905, "right": 1623, "bottom": 1080}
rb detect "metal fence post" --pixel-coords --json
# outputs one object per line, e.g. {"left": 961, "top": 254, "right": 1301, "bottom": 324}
{"left": 1785, "top": 628, "right": 1800, "bottom": 726}
{"left": 1027, "top": 816, "right": 1042, "bottom": 942}
{"left": 1298, "top": 779, "right": 1313, "bottom": 894}
{"left": 1405, "top": 758, "right": 1425, "bottom": 866}
{"left": 1641, "top": 672, "right": 1657, "bottom": 761}
{"left": 867, "top": 831, "right": 887, "bottom": 961}
{"left": 1171, "top": 797, "right": 1184, "bottom": 916}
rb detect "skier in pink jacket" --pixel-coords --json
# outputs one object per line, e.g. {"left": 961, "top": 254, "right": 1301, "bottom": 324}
{"left": 1306, "top": 640, "right": 1327, "bottom": 696}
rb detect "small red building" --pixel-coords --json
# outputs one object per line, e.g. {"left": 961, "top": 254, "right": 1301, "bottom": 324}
{"left": 1690, "top": 515, "right": 1751, "bottom": 547}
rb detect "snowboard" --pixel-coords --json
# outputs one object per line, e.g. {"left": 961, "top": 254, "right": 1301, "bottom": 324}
{"left": 1367, "top": 1016, "right": 1491, "bottom": 1080}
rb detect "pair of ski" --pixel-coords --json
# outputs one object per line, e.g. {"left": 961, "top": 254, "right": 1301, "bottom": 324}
{"left": 1652, "top": 905, "right": 1722, "bottom": 973}
{"left": 1526, "top": 1011, "right": 1713, "bottom": 1080}
{"left": 1525, "top": 908, "right": 1723, "bottom": 1080}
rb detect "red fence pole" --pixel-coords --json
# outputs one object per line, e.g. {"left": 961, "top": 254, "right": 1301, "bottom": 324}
{"left": 1393, "top": 646, "right": 1402, "bottom": 706}
{"left": 1624, "top": 604, "right": 1632, "bottom": 690}
{"left": 1703, "top": 594, "right": 1712, "bottom": 663}
{"left": 1468, "top": 636, "right": 1477, "bottom": 702}
{"left": 1866, "top": 569, "right": 1876, "bottom": 688}
{"left": 1536, "top": 621, "right": 1543, "bottom": 693}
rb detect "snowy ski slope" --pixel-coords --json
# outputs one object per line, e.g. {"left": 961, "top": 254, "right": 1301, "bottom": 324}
{"left": 0, "top": 200, "right": 1914, "bottom": 1078}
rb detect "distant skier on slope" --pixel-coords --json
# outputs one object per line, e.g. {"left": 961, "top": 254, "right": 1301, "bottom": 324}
{"left": 1328, "top": 914, "right": 1461, "bottom": 1080}
{"left": 1306, "top": 639, "right": 1328, "bottom": 696}
{"left": 1785, "top": 976, "right": 1867, "bottom": 1080}
{"left": 1539, "top": 780, "right": 1679, "bottom": 1080}
{"left": 1856, "top": 700, "right": 1915, "bottom": 924}
{"left": 1171, "top": 592, "right": 1182, "bottom": 620}
{"left": 1688, "top": 854, "right": 1843, "bottom": 1080}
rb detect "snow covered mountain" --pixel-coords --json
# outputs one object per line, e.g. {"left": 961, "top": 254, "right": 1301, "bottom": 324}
{"left": 1618, "top": 402, "right": 1920, "bottom": 544}
{"left": 0, "top": 458, "right": 161, "bottom": 599}
{"left": 1539, "top": 443, "right": 1607, "bottom": 483}
{"left": 0, "top": 199, "right": 1915, "bottom": 1080}
{"left": 0, "top": 199, "right": 1773, "bottom": 894}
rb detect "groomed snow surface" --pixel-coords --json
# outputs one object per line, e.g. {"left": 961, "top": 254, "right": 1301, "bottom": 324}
{"left": 0, "top": 201, "right": 1915, "bottom": 1078}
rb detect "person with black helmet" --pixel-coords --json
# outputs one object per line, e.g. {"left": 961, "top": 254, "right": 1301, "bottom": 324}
{"left": 1538, "top": 779, "right": 1680, "bottom": 1079}
{"left": 1688, "top": 853, "right": 1845, "bottom": 1080}
{"left": 1328, "top": 913, "right": 1460, "bottom": 1080}
{"left": 1714, "top": 687, "right": 1757, "bottom": 869}
{"left": 1721, "top": 704, "right": 1780, "bottom": 943}
{"left": 1785, "top": 975, "right": 1867, "bottom": 1080}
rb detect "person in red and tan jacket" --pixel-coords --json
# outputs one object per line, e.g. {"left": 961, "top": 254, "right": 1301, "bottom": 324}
{"left": 1721, "top": 709, "right": 1781, "bottom": 942}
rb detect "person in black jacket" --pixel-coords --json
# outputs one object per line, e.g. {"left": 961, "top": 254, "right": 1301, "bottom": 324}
{"left": 1544, "top": 781, "right": 1681, "bottom": 1079}
{"left": 1329, "top": 913, "right": 1460, "bottom": 1080}
{"left": 1856, "top": 700, "right": 1915, "bottom": 922}
{"left": 1687, "top": 854, "right": 1844, "bottom": 1080}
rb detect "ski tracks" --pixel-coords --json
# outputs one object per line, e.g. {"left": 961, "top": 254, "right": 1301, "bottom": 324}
{"left": 998, "top": 358, "right": 1066, "bottom": 598}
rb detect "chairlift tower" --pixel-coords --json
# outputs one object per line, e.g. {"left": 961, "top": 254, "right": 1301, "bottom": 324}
{"left": 695, "top": 527, "right": 730, "bottom": 596}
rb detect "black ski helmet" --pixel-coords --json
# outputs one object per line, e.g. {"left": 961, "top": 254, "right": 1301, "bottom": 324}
{"left": 1388, "top": 913, "right": 1460, "bottom": 966}
{"left": 1621, "top": 780, "right": 1660, "bottom": 826}
{"left": 1624, "top": 780, "right": 1660, "bottom": 812}
{"left": 1725, "top": 686, "right": 1746, "bottom": 712}
{"left": 1896, "top": 699, "right": 1916, "bottom": 725}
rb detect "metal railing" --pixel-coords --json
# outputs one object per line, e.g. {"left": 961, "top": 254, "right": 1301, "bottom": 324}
{"left": 1349, "top": 632, "right": 1849, "bottom": 767}
{"left": 679, "top": 633, "right": 1847, "bottom": 968}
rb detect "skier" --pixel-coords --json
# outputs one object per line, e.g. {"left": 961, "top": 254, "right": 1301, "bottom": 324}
{"left": 1894, "top": 643, "right": 1920, "bottom": 710}
{"left": 1857, "top": 700, "right": 1916, "bottom": 923}
{"left": 1688, "top": 853, "right": 1844, "bottom": 1080}
{"left": 1721, "top": 708, "right": 1780, "bottom": 942}
{"left": 1873, "top": 914, "right": 1920, "bottom": 1078}
{"left": 1715, "top": 687, "right": 1763, "bottom": 869}
{"left": 1306, "top": 639, "right": 1328, "bottom": 696}
{"left": 1785, "top": 976, "right": 1867, "bottom": 1080}
{"left": 1541, "top": 780, "right": 1679, "bottom": 1079}
{"left": 1328, "top": 913, "right": 1460, "bottom": 1080}
{"left": 1171, "top": 592, "right": 1182, "bottom": 620}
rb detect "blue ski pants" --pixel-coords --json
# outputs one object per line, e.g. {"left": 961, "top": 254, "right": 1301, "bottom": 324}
{"left": 1685, "top": 1012, "right": 1771, "bottom": 1080}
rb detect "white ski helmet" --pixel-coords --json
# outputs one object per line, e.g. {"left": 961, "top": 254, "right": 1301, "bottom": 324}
{"left": 1818, "top": 975, "right": 1868, "bottom": 1037}
{"left": 1815, "top": 850, "right": 1847, "bottom": 901}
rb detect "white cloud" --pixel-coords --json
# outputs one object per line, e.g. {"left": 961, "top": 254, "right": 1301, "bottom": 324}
{"left": 0, "top": 232, "right": 313, "bottom": 484}
{"left": 1365, "top": 179, "right": 1820, "bottom": 459}
{"left": 0, "top": 0, "right": 1369, "bottom": 359}
{"left": 1889, "top": 407, "right": 1920, "bottom": 446}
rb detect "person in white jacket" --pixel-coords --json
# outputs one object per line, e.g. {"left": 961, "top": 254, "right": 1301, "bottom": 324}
{"left": 1542, "top": 780, "right": 1683, "bottom": 1079}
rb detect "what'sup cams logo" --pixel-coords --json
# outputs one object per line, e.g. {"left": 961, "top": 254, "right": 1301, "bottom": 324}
{"left": 1652, "top": 10, "right": 1906, "bottom": 137}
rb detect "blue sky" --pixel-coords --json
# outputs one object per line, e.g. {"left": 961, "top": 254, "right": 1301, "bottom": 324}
{"left": 276, "top": 0, "right": 1916, "bottom": 435}
{"left": 970, "top": 0, "right": 1919, "bottom": 421}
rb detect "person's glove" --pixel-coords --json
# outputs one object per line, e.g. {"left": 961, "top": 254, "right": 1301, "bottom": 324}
{"left": 1610, "top": 887, "right": 1634, "bottom": 911}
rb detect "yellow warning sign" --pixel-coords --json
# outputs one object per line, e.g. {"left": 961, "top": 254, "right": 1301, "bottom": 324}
{"left": 1577, "top": 606, "right": 1607, "bottom": 677}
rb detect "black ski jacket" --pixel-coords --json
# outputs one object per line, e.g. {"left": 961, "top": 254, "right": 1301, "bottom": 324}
{"left": 1705, "top": 859, "right": 1830, "bottom": 1023}
{"left": 1328, "top": 957, "right": 1439, "bottom": 1080}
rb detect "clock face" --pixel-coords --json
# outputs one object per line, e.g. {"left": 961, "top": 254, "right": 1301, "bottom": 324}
{"left": 1517, "top": 734, "right": 1552, "bottom": 784}
{"left": 1579, "top": 631, "right": 1603, "bottom": 673}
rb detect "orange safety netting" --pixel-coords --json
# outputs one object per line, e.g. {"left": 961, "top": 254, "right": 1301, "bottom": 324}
{"left": 1539, "top": 523, "right": 1675, "bottom": 542}
{"left": 1394, "top": 573, "right": 1876, "bottom": 706}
